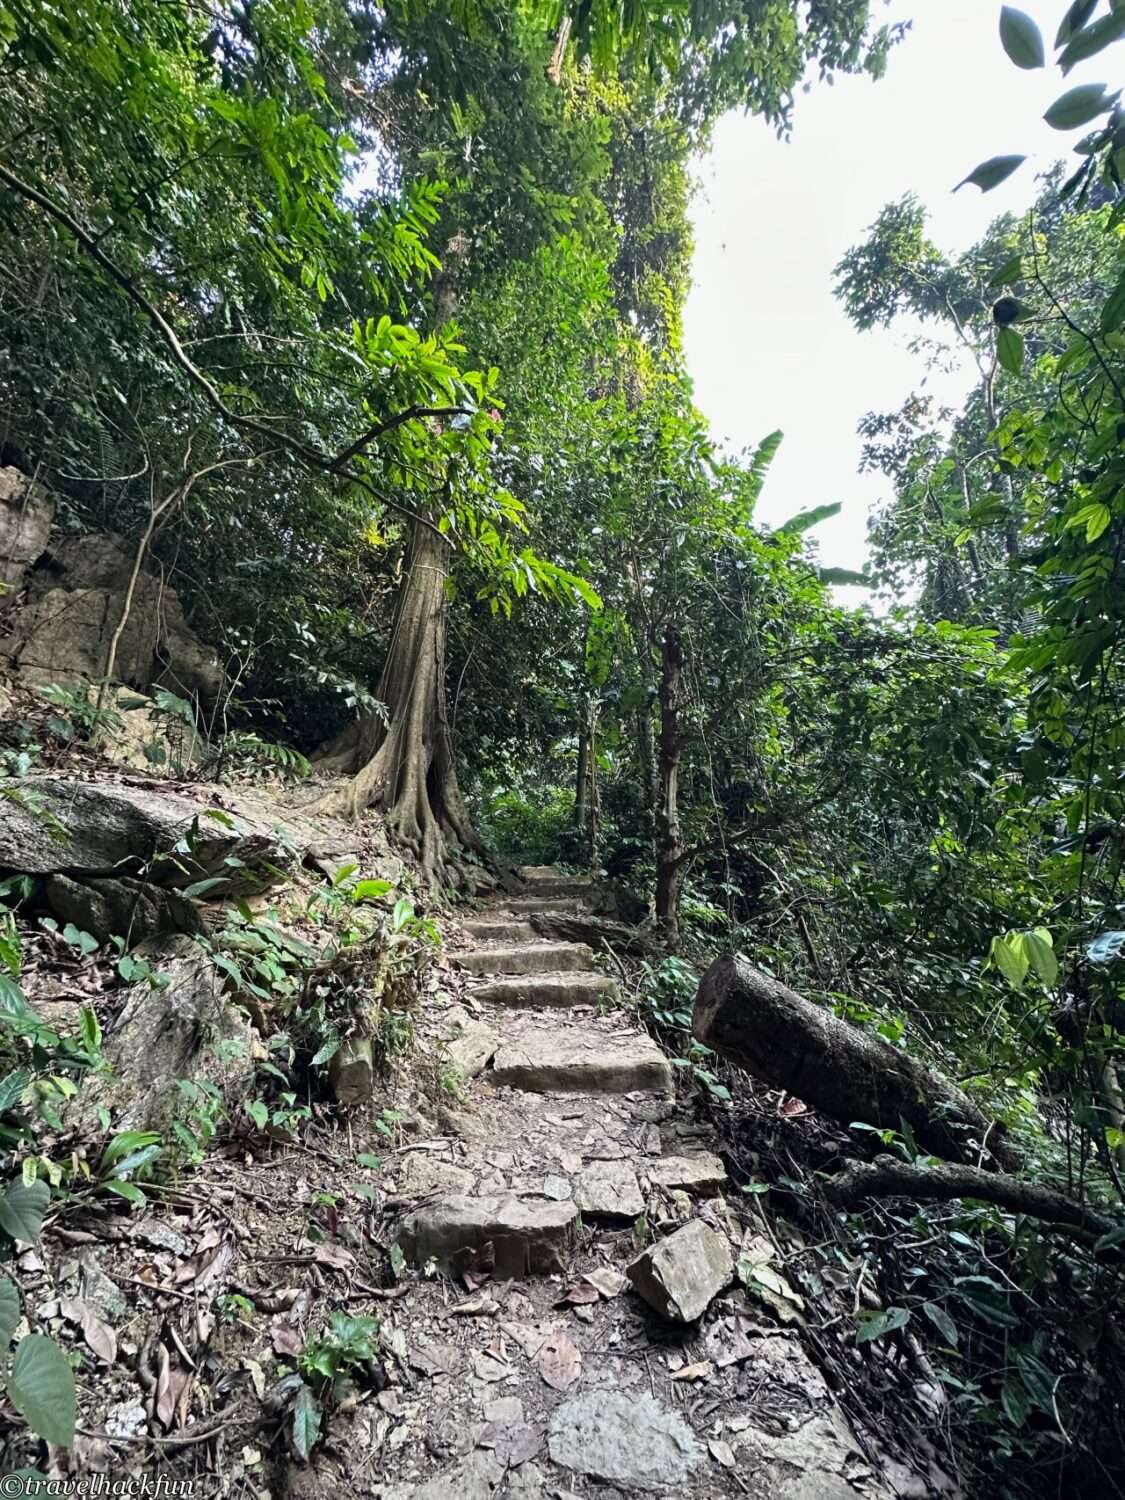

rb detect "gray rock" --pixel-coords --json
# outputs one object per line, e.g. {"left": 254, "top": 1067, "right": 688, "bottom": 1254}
{"left": 462, "top": 919, "right": 536, "bottom": 944}
{"left": 458, "top": 942, "right": 595, "bottom": 977}
{"left": 575, "top": 1160, "right": 644, "bottom": 1220}
{"left": 645, "top": 1152, "right": 727, "bottom": 1195}
{"left": 397, "top": 1194, "right": 578, "bottom": 1277}
{"left": 628, "top": 1219, "right": 734, "bottom": 1322}
{"left": 0, "top": 468, "right": 54, "bottom": 598}
{"left": 471, "top": 973, "right": 618, "bottom": 1008}
{"left": 442, "top": 1009, "right": 499, "bottom": 1080}
{"left": 78, "top": 934, "right": 257, "bottom": 1131}
{"left": 373, "top": 1449, "right": 502, "bottom": 1499}
{"left": 547, "top": 1390, "right": 703, "bottom": 1492}
{"left": 45, "top": 873, "right": 202, "bottom": 947}
{"left": 492, "top": 1026, "right": 673, "bottom": 1096}
{"left": 6, "top": 532, "right": 223, "bottom": 703}
{"left": 0, "top": 776, "right": 297, "bottom": 893}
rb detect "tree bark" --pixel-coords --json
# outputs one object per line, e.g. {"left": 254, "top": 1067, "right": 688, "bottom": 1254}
{"left": 693, "top": 954, "right": 1018, "bottom": 1170}
{"left": 575, "top": 718, "right": 590, "bottom": 846}
{"left": 827, "top": 1153, "right": 1116, "bottom": 1238}
{"left": 655, "top": 623, "right": 687, "bottom": 948}
{"left": 311, "top": 516, "right": 481, "bottom": 884}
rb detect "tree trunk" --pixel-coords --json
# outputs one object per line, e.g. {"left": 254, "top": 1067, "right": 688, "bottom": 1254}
{"left": 575, "top": 719, "right": 590, "bottom": 845}
{"left": 655, "top": 623, "right": 686, "bottom": 948}
{"left": 310, "top": 516, "right": 481, "bottom": 885}
{"left": 693, "top": 954, "right": 1018, "bottom": 1170}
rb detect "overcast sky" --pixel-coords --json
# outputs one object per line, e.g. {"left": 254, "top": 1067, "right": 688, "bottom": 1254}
{"left": 682, "top": 0, "right": 1114, "bottom": 602}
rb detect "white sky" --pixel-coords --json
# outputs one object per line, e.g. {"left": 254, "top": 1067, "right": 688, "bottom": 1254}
{"left": 683, "top": 0, "right": 1118, "bottom": 602}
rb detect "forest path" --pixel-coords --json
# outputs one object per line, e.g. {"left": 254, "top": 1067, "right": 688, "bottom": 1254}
{"left": 368, "top": 869, "right": 899, "bottom": 1500}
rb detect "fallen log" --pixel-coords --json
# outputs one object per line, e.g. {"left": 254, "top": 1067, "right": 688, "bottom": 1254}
{"left": 529, "top": 912, "right": 653, "bottom": 956}
{"left": 693, "top": 954, "right": 1017, "bottom": 1169}
{"left": 827, "top": 1154, "right": 1118, "bottom": 1238}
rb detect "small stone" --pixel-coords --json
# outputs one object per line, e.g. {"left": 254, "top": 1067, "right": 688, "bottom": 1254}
{"left": 105, "top": 1401, "right": 148, "bottom": 1439}
{"left": 542, "top": 1175, "right": 572, "bottom": 1201}
{"left": 483, "top": 1396, "right": 524, "bottom": 1424}
{"left": 548, "top": 1390, "right": 703, "bottom": 1491}
{"left": 645, "top": 1153, "right": 727, "bottom": 1195}
{"left": 627, "top": 1220, "right": 734, "bottom": 1323}
{"left": 575, "top": 1161, "right": 644, "bottom": 1220}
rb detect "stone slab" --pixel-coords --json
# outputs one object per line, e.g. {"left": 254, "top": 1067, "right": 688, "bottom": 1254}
{"left": 575, "top": 1160, "right": 645, "bottom": 1220}
{"left": 396, "top": 1194, "right": 578, "bottom": 1276}
{"left": 547, "top": 1390, "right": 703, "bottom": 1492}
{"left": 458, "top": 942, "right": 595, "bottom": 977}
{"left": 645, "top": 1152, "right": 728, "bottom": 1195}
{"left": 492, "top": 1026, "right": 673, "bottom": 1095}
{"left": 472, "top": 973, "right": 618, "bottom": 1008}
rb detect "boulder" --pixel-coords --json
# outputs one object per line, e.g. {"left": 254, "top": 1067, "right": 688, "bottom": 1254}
{"left": 79, "top": 935, "right": 257, "bottom": 1131}
{"left": 3, "top": 532, "right": 223, "bottom": 703}
{"left": 627, "top": 1219, "right": 734, "bottom": 1322}
{"left": 0, "top": 468, "right": 54, "bottom": 602}
{"left": 396, "top": 1194, "right": 578, "bottom": 1276}
{"left": 547, "top": 1391, "right": 703, "bottom": 1492}
{"left": 45, "top": 873, "right": 202, "bottom": 947}
{"left": 0, "top": 776, "right": 298, "bottom": 894}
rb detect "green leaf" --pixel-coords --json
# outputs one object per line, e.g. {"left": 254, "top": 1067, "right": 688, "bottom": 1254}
{"left": 921, "top": 1302, "right": 959, "bottom": 1347}
{"left": 0, "top": 1178, "right": 49, "bottom": 1243}
{"left": 181, "top": 876, "right": 229, "bottom": 899}
{"left": 8, "top": 1334, "right": 77, "bottom": 1447}
{"left": 0, "top": 1070, "right": 30, "bottom": 1114}
{"left": 988, "top": 256, "right": 1023, "bottom": 289}
{"left": 1056, "top": 0, "right": 1097, "bottom": 48}
{"left": 997, "top": 325, "right": 1024, "bottom": 375}
{"left": 1059, "top": 10, "right": 1125, "bottom": 71}
{"left": 79, "top": 1005, "right": 101, "bottom": 1055}
{"left": 1022, "top": 928, "right": 1058, "bottom": 987}
{"left": 1100, "top": 268, "right": 1125, "bottom": 335}
{"left": 1044, "top": 83, "right": 1115, "bottom": 130}
{"left": 0, "top": 1273, "right": 20, "bottom": 1346}
{"left": 102, "top": 1179, "right": 146, "bottom": 1207}
{"left": 999, "top": 7, "right": 1045, "bottom": 68}
{"left": 776, "top": 502, "right": 841, "bottom": 535}
{"left": 817, "top": 567, "right": 871, "bottom": 587}
{"left": 1002, "top": 1377, "right": 1030, "bottom": 1427}
{"left": 856, "top": 1306, "right": 911, "bottom": 1343}
{"left": 102, "top": 1131, "right": 161, "bottom": 1171}
{"left": 989, "top": 934, "right": 1029, "bottom": 989}
{"left": 62, "top": 923, "right": 99, "bottom": 956}
{"left": 292, "top": 1382, "right": 322, "bottom": 1461}
{"left": 356, "top": 1152, "right": 382, "bottom": 1170}
{"left": 352, "top": 879, "right": 393, "bottom": 903}
{"left": 956, "top": 155, "right": 1026, "bottom": 192}
{"left": 0, "top": 975, "right": 41, "bottom": 1030}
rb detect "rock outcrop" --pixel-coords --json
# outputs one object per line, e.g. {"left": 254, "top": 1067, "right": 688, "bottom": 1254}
{"left": 0, "top": 467, "right": 54, "bottom": 603}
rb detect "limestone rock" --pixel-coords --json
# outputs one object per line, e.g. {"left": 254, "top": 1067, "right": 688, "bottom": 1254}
{"left": 627, "top": 1219, "right": 734, "bottom": 1322}
{"left": 575, "top": 1160, "right": 644, "bottom": 1220}
{"left": 78, "top": 935, "right": 257, "bottom": 1131}
{"left": 645, "top": 1153, "right": 727, "bottom": 1195}
{"left": 441, "top": 1008, "right": 498, "bottom": 1080}
{"left": 0, "top": 468, "right": 54, "bottom": 599}
{"left": 492, "top": 1025, "right": 672, "bottom": 1095}
{"left": 462, "top": 919, "right": 536, "bottom": 944}
{"left": 0, "top": 776, "right": 298, "bottom": 893}
{"left": 3, "top": 531, "right": 223, "bottom": 703}
{"left": 396, "top": 1194, "right": 578, "bottom": 1276}
{"left": 45, "top": 873, "right": 202, "bottom": 947}
{"left": 396, "top": 1153, "right": 475, "bottom": 1197}
{"left": 547, "top": 1390, "right": 703, "bottom": 1492}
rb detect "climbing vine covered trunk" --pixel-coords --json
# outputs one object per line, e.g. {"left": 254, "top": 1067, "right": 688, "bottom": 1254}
{"left": 655, "top": 622, "right": 687, "bottom": 947}
{"left": 312, "top": 515, "right": 482, "bottom": 884}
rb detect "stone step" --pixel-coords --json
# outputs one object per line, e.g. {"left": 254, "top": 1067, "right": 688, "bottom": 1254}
{"left": 471, "top": 972, "right": 618, "bottom": 1008}
{"left": 458, "top": 942, "right": 595, "bottom": 977}
{"left": 520, "top": 865, "right": 592, "bottom": 885}
{"left": 462, "top": 918, "right": 536, "bottom": 944}
{"left": 492, "top": 1025, "right": 673, "bottom": 1096}
{"left": 503, "top": 896, "right": 586, "bottom": 914}
{"left": 396, "top": 1193, "right": 578, "bottom": 1276}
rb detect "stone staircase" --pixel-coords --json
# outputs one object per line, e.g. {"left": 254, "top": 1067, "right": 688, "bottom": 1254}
{"left": 395, "top": 865, "right": 720, "bottom": 1274}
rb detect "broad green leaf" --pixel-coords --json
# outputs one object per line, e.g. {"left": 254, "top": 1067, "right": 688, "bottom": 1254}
{"left": 181, "top": 876, "right": 229, "bottom": 899}
{"left": 988, "top": 256, "right": 1023, "bottom": 289}
{"left": 921, "top": 1302, "right": 959, "bottom": 1347}
{"left": 0, "top": 1070, "right": 30, "bottom": 1114}
{"left": 78, "top": 1005, "right": 101, "bottom": 1055}
{"left": 1022, "top": 928, "right": 1058, "bottom": 987}
{"left": 999, "top": 7, "right": 1045, "bottom": 68}
{"left": 989, "top": 934, "right": 1029, "bottom": 989}
{"left": 856, "top": 1306, "right": 911, "bottom": 1343}
{"left": 1059, "top": 10, "right": 1125, "bottom": 71}
{"left": 1100, "top": 268, "right": 1125, "bottom": 334}
{"left": 353, "top": 879, "right": 393, "bottom": 903}
{"left": 776, "top": 502, "right": 841, "bottom": 535}
{"left": 246, "top": 1100, "right": 269, "bottom": 1130}
{"left": 102, "top": 1180, "right": 146, "bottom": 1207}
{"left": 8, "top": 1334, "right": 77, "bottom": 1447}
{"left": 0, "top": 975, "right": 41, "bottom": 1030}
{"left": 292, "top": 1382, "right": 322, "bottom": 1461}
{"left": 817, "top": 567, "right": 872, "bottom": 588}
{"left": 0, "top": 1273, "right": 20, "bottom": 1345}
{"left": 101, "top": 1130, "right": 161, "bottom": 1170}
{"left": 1002, "top": 1378, "right": 1030, "bottom": 1427}
{"left": 0, "top": 1178, "right": 49, "bottom": 1243}
{"left": 1044, "top": 83, "right": 1115, "bottom": 130}
{"left": 997, "top": 325, "right": 1024, "bottom": 375}
{"left": 1056, "top": 0, "right": 1097, "bottom": 47}
{"left": 956, "top": 155, "right": 1026, "bottom": 192}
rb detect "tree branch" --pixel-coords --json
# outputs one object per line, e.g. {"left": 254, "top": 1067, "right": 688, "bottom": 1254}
{"left": 826, "top": 1153, "right": 1118, "bottom": 1237}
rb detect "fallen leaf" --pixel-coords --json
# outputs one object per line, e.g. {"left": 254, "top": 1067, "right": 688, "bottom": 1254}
{"left": 537, "top": 1331, "right": 581, "bottom": 1391}
{"left": 409, "top": 1341, "right": 461, "bottom": 1377}
{"left": 703, "top": 1314, "right": 759, "bottom": 1368}
{"left": 583, "top": 1268, "right": 628, "bottom": 1299}
{"left": 709, "top": 1438, "right": 736, "bottom": 1468}
{"left": 58, "top": 1297, "right": 117, "bottom": 1365}
{"left": 448, "top": 1294, "right": 499, "bottom": 1318}
{"left": 555, "top": 1283, "right": 599, "bottom": 1307}
{"left": 671, "top": 1360, "right": 713, "bottom": 1383}
{"left": 243, "top": 1358, "right": 267, "bottom": 1399}
{"left": 313, "top": 1242, "right": 354, "bottom": 1271}
{"left": 271, "top": 1320, "right": 302, "bottom": 1357}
